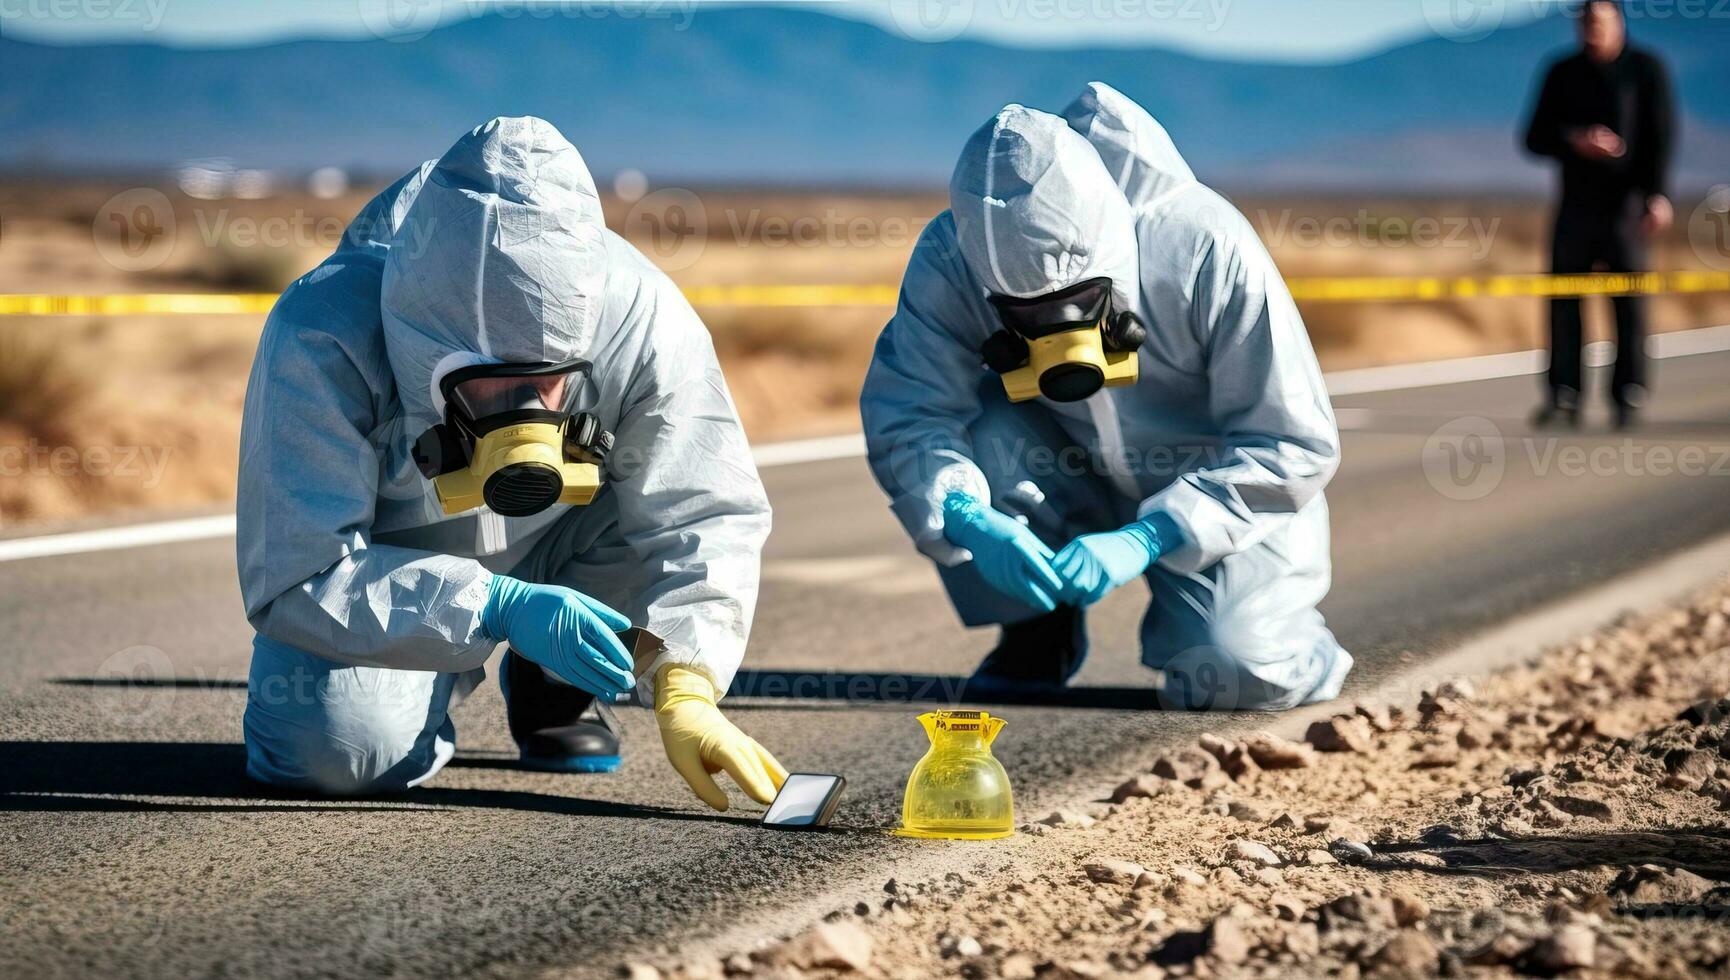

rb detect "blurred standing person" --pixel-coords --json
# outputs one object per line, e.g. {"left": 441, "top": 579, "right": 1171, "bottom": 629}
{"left": 1523, "top": 0, "right": 1675, "bottom": 429}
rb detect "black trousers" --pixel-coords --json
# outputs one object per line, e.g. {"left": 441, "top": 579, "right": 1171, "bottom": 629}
{"left": 1547, "top": 200, "right": 1648, "bottom": 406}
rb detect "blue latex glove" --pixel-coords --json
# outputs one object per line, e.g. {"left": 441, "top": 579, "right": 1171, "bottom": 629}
{"left": 1052, "top": 521, "right": 1164, "bottom": 607}
{"left": 482, "top": 575, "right": 636, "bottom": 697}
{"left": 942, "top": 492, "right": 1065, "bottom": 613}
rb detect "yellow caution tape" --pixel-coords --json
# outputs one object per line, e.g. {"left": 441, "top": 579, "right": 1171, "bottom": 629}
{"left": 0, "top": 293, "right": 281, "bottom": 316}
{"left": 1, "top": 271, "right": 1727, "bottom": 317}
{"left": 680, "top": 283, "right": 902, "bottom": 307}
{"left": 1282, "top": 270, "right": 1730, "bottom": 302}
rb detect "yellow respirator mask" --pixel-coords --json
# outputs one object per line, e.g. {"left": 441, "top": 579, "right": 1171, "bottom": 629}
{"left": 412, "top": 358, "right": 614, "bottom": 517}
{"left": 982, "top": 276, "right": 1146, "bottom": 403}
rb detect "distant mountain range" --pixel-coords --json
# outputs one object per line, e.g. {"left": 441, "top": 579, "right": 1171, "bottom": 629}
{"left": 3, "top": 7, "right": 1726, "bottom": 192}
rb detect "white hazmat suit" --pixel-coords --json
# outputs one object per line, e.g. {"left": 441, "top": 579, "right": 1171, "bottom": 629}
{"left": 861, "top": 83, "right": 1351, "bottom": 711}
{"left": 238, "top": 117, "right": 771, "bottom": 792}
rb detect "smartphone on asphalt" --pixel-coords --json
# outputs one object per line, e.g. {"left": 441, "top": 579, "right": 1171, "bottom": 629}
{"left": 761, "top": 773, "right": 846, "bottom": 829}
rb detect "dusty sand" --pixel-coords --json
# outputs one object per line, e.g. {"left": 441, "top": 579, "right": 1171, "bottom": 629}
{"left": 658, "top": 580, "right": 1730, "bottom": 979}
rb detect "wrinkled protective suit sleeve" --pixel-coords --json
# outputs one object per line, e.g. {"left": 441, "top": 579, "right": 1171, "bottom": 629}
{"left": 608, "top": 280, "right": 772, "bottom": 697}
{"left": 860, "top": 216, "right": 994, "bottom": 567}
{"left": 236, "top": 171, "right": 497, "bottom": 673}
{"left": 1136, "top": 215, "right": 1340, "bottom": 574}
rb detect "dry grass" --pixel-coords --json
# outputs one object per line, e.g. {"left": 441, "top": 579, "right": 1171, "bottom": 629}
{"left": 2, "top": 180, "right": 1728, "bottom": 525}
{"left": 0, "top": 316, "right": 248, "bottom": 527}
{"left": 0, "top": 330, "right": 86, "bottom": 446}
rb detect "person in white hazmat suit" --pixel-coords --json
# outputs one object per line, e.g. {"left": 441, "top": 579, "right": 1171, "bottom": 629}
{"left": 862, "top": 83, "right": 1352, "bottom": 710}
{"left": 238, "top": 117, "right": 786, "bottom": 809}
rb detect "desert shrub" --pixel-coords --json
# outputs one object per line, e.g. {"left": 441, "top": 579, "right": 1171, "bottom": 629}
{"left": 0, "top": 327, "right": 89, "bottom": 445}
{"left": 192, "top": 241, "right": 309, "bottom": 292}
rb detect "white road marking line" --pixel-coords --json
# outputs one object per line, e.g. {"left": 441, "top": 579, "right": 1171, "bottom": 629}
{"left": 1649, "top": 322, "right": 1730, "bottom": 360}
{"left": 1323, "top": 349, "right": 1545, "bottom": 397}
{"left": 0, "top": 514, "right": 236, "bottom": 563}
{"left": 760, "top": 555, "right": 935, "bottom": 596}
{"left": 1325, "top": 324, "right": 1730, "bottom": 397}
{"left": 1332, "top": 407, "right": 1377, "bottom": 430}
{"left": 748, "top": 433, "right": 866, "bottom": 468}
{"left": 4, "top": 324, "right": 1728, "bottom": 564}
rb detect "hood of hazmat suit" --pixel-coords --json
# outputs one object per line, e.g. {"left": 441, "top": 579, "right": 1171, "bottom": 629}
{"left": 947, "top": 103, "right": 1140, "bottom": 322}
{"left": 237, "top": 116, "right": 770, "bottom": 696}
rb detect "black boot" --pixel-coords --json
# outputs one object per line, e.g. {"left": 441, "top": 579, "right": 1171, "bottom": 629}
{"left": 1614, "top": 384, "right": 1646, "bottom": 431}
{"left": 503, "top": 650, "right": 623, "bottom": 773}
{"left": 1614, "top": 402, "right": 1640, "bottom": 430}
{"left": 969, "top": 606, "right": 1088, "bottom": 689}
{"left": 1532, "top": 387, "right": 1581, "bottom": 429}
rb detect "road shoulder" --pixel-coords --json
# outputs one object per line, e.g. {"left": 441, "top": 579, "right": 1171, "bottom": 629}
{"left": 620, "top": 532, "right": 1730, "bottom": 979}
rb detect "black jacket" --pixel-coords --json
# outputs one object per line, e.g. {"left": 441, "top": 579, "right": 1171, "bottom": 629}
{"left": 1523, "top": 45, "right": 1675, "bottom": 209}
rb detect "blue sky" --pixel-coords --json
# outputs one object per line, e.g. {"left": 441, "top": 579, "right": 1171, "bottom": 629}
{"left": 2, "top": 0, "right": 1554, "bottom": 61}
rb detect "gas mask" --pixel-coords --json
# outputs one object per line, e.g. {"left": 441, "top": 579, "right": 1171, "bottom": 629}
{"left": 980, "top": 276, "right": 1146, "bottom": 403}
{"left": 412, "top": 358, "right": 614, "bottom": 517}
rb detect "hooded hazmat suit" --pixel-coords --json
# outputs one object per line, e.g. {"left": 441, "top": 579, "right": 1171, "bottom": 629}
{"left": 861, "top": 83, "right": 1350, "bottom": 711}
{"left": 238, "top": 117, "right": 771, "bottom": 792}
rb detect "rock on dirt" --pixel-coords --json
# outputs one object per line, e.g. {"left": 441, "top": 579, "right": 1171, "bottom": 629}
{"left": 1370, "top": 930, "right": 1439, "bottom": 975}
{"left": 1206, "top": 915, "right": 1252, "bottom": 965}
{"left": 1328, "top": 838, "right": 1374, "bottom": 865}
{"left": 1244, "top": 732, "right": 1316, "bottom": 770}
{"left": 769, "top": 922, "right": 873, "bottom": 972}
{"left": 1197, "top": 732, "right": 1234, "bottom": 762}
{"left": 1133, "top": 870, "right": 1168, "bottom": 891}
{"left": 1171, "top": 866, "right": 1208, "bottom": 886}
{"left": 1306, "top": 714, "right": 1376, "bottom": 753}
{"left": 1663, "top": 750, "right": 1717, "bottom": 790}
{"left": 1151, "top": 748, "right": 1225, "bottom": 789}
{"left": 1545, "top": 791, "right": 1615, "bottom": 820}
{"left": 1679, "top": 698, "right": 1730, "bottom": 726}
{"left": 1531, "top": 923, "right": 1597, "bottom": 972}
{"left": 1389, "top": 891, "right": 1430, "bottom": 927}
{"left": 1592, "top": 708, "right": 1644, "bottom": 740}
{"left": 1082, "top": 860, "right": 1146, "bottom": 885}
{"left": 1227, "top": 800, "right": 1273, "bottom": 823}
{"left": 1355, "top": 702, "right": 1403, "bottom": 732}
{"left": 1152, "top": 914, "right": 1251, "bottom": 967}
{"left": 1320, "top": 892, "right": 1398, "bottom": 932}
{"left": 1226, "top": 839, "right": 1282, "bottom": 867}
{"left": 1036, "top": 810, "right": 1096, "bottom": 829}
{"left": 1108, "top": 774, "right": 1167, "bottom": 803}
{"left": 1610, "top": 864, "right": 1720, "bottom": 905}
{"left": 937, "top": 934, "right": 982, "bottom": 959}
{"left": 1435, "top": 677, "right": 1476, "bottom": 701}
{"left": 1410, "top": 741, "right": 1462, "bottom": 768}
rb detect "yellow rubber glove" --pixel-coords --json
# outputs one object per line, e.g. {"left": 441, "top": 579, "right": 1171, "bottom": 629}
{"left": 655, "top": 664, "right": 789, "bottom": 811}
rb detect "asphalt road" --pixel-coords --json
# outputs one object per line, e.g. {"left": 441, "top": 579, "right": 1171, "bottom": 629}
{"left": 5, "top": 349, "right": 1730, "bottom": 978}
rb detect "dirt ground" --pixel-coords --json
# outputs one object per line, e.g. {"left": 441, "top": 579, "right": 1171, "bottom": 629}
{"left": 2, "top": 180, "right": 1728, "bottom": 526}
{"left": 659, "top": 579, "right": 1730, "bottom": 980}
